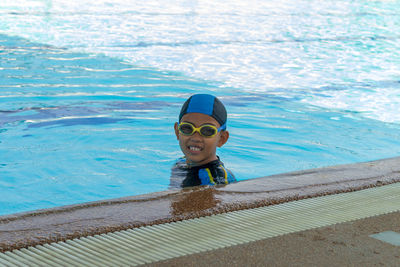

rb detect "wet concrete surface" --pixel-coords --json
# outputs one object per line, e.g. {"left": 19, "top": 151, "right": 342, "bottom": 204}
{"left": 146, "top": 211, "right": 400, "bottom": 267}
{"left": 1, "top": 157, "right": 400, "bottom": 252}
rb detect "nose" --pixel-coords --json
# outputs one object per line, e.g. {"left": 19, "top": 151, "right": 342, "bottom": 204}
{"left": 190, "top": 130, "right": 203, "bottom": 140}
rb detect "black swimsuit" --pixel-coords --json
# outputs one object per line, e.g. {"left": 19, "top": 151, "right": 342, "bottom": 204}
{"left": 169, "top": 157, "right": 236, "bottom": 188}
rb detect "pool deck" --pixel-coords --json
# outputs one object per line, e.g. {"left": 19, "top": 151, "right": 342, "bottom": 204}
{"left": 145, "top": 211, "right": 400, "bottom": 266}
{"left": 1, "top": 157, "right": 400, "bottom": 265}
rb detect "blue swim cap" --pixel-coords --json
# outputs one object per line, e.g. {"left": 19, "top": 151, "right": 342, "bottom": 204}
{"left": 179, "top": 94, "right": 227, "bottom": 129}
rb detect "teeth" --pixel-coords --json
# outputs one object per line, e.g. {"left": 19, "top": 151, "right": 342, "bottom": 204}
{"left": 189, "top": 146, "right": 201, "bottom": 151}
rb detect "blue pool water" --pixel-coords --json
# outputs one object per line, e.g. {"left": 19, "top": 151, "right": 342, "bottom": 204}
{"left": 1, "top": 0, "right": 400, "bottom": 215}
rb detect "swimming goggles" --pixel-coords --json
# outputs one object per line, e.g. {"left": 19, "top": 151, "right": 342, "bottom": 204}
{"left": 178, "top": 122, "right": 224, "bottom": 138}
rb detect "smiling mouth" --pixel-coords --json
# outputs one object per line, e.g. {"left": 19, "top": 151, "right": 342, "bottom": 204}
{"left": 188, "top": 146, "right": 202, "bottom": 152}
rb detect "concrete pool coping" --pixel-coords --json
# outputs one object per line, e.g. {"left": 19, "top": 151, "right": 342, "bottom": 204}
{"left": 1, "top": 156, "right": 400, "bottom": 253}
{"left": 144, "top": 211, "right": 400, "bottom": 266}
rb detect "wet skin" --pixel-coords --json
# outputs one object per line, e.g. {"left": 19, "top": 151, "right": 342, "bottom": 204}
{"left": 174, "top": 113, "right": 229, "bottom": 166}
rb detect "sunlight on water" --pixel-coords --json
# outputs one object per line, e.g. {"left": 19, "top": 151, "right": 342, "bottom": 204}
{"left": 1, "top": 0, "right": 399, "bottom": 122}
{"left": 1, "top": 0, "right": 400, "bottom": 215}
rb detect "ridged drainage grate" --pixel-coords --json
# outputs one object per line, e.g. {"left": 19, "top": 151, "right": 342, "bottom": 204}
{"left": 1, "top": 182, "right": 400, "bottom": 266}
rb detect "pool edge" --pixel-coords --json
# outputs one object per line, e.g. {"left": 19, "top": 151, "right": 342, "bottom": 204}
{"left": 1, "top": 156, "right": 400, "bottom": 252}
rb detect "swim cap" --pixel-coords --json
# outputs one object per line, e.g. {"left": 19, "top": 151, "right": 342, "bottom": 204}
{"left": 179, "top": 94, "right": 227, "bottom": 129}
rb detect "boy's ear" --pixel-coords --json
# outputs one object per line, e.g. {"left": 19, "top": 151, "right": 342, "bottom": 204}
{"left": 174, "top": 122, "right": 180, "bottom": 140}
{"left": 217, "top": 130, "right": 229, "bottom": 147}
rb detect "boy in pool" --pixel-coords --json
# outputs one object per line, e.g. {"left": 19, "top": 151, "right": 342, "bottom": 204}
{"left": 170, "top": 94, "right": 236, "bottom": 188}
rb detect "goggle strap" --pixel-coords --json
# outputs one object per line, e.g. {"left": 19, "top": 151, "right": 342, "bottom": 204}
{"left": 218, "top": 123, "right": 227, "bottom": 131}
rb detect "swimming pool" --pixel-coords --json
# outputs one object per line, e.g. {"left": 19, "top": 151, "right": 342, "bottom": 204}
{"left": 1, "top": 0, "right": 400, "bottom": 216}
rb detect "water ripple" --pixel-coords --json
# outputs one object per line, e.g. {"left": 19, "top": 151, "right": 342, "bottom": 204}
{"left": 2, "top": 0, "right": 400, "bottom": 215}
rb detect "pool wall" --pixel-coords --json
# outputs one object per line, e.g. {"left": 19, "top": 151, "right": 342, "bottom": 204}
{"left": 1, "top": 156, "right": 400, "bottom": 252}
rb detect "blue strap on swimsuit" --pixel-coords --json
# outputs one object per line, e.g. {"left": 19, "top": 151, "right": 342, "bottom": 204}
{"left": 198, "top": 164, "right": 235, "bottom": 186}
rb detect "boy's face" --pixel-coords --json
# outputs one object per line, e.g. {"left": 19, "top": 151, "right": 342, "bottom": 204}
{"left": 174, "top": 112, "right": 229, "bottom": 166}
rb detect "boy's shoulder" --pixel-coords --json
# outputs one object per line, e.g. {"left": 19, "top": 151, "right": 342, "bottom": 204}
{"left": 173, "top": 157, "right": 189, "bottom": 170}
